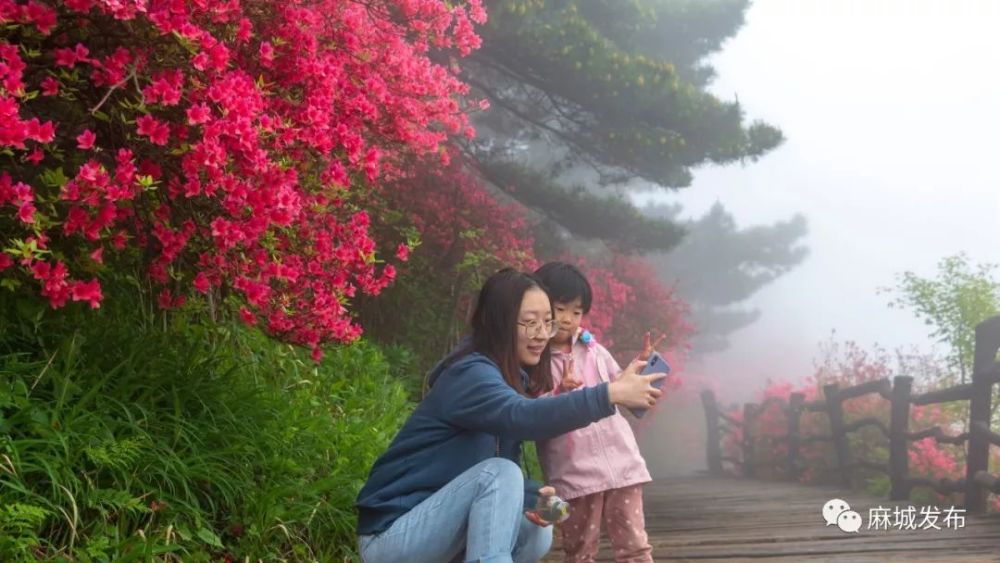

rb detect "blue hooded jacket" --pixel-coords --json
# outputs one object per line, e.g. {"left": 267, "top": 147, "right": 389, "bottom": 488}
{"left": 355, "top": 351, "right": 615, "bottom": 535}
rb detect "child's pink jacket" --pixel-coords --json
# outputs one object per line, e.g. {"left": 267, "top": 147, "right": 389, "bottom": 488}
{"left": 537, "top": 334, "right": 651, "bottom": 500}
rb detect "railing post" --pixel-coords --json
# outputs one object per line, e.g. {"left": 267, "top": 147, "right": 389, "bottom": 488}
{"left": 700, "top": 390, "right": 723, "bottom": 476}
{"left": 889, "top": 375, "right": 913, "bottom": 500}
{"left": 964, "top": 316, "right": 1000, "bottom": 513}
{"left": 743, "top": 403, "right": 756, "bottom": 478}
{"left": 824, "top": 383, "right": 852, "bottom": 488}
{"left": 787, "top": 393, "right": 804, "bottom": 480}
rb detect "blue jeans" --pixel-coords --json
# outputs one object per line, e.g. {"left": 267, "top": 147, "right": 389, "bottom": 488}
{"left": 358, "top": 458, "right": 552, "bottom": 563}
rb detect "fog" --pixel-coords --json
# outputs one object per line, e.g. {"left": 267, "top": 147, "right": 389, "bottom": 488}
{"left": 637, "top": 0, "right": 1000, "bottom": 475}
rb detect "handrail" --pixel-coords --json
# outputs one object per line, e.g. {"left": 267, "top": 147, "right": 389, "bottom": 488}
{"left": 700, "top": 315, "right": 1000, "bottom": 513}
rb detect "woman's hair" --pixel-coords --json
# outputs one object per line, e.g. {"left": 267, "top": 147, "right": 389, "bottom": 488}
{"left": 468, "top": 268, "right": 553, "bottom": 396}
{"left": 533, "top": 261, "right": 592, "bottom": 314}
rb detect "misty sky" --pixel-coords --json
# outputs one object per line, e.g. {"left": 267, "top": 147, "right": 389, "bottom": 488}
{"left": 641, "top": 0, "right": 1000, "bottom": 398}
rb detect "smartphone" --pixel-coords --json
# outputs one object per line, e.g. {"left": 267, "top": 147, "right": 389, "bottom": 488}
{"left": 627, "top": 351, "right": 671, "bottom": 419}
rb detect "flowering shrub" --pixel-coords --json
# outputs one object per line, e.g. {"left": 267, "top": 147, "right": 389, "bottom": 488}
{"left": 0, "top": 0, "right": 484, "bottom": 358}
{"left": 908, "top": 404, "right": 963, "bottom": 481}
{"left": 355, "top": 155, "right": 538, "bottom": 369}
{"left": 721, "top": 339, "right": 1000, "bottom": 509}
{"left": 358, "top": 155, "right": 694, "bottom": 377}
{"left": 719, "top": 378, "right": 822, "bottom": 481}
{"left": 562, "top": 253, "right": 692, "bottom": 357}
{"left": 383, "top": 156, "right": 538, "bottom": 279}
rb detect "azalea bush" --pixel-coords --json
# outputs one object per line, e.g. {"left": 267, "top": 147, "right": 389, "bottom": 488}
{"left": 559, "top": 252, "right": 692, "bottom": 359}
{"left": 357, "top": 155, "right": 538, "bottom": 373}
{"left": 358, "top": 154, "right": 694, "bottom": 376}
{"left": 0, "top": 0, "right": 485, "bottom": 358}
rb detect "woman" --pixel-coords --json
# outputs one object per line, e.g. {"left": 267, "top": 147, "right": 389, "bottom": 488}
{"left": 356, "top": 269, "right": 666, "bottom": 562}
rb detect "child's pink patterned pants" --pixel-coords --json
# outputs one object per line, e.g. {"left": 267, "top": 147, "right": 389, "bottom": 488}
{"left": 557, "top": 484, "right": 653, "bottom": 562}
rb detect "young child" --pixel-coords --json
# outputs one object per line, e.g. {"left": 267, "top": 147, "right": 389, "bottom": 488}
{"left": 534, "top": 261, "right": 663, "bottom": 563}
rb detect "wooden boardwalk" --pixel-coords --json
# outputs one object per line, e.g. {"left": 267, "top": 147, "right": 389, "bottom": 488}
{"left": 544, "top": 475, "right": 1000, "bottom": 562}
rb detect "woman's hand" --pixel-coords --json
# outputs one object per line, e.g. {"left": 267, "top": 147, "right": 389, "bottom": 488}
{"left": 524, "top": 486, "right": 558, "bottom": 527}
{"left": 607, "top": 359, "right": 666, "bottom": 409}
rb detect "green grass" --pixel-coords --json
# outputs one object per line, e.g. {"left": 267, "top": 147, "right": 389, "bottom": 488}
{"left": 0, "top": 289, "right": 413, "bottom": 561}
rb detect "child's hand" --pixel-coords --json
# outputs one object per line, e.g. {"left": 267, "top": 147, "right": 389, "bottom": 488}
{"left": 637, "top": 330, "right": 667, "bottom": 362}
{"left": 559, "top": 357, "right": 583, "bottom": 391}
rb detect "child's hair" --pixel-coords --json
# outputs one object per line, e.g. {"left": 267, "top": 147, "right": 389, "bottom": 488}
{"left": 468, "top": 268, "right": 553, "bottom": 396}
{"left": 533, "top": 262, "right": 592, "bottom": 314}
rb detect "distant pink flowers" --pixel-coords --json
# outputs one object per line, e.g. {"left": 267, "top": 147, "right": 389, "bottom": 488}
{"left": 721, "top": 344, "right": 1000, "bottom": 511}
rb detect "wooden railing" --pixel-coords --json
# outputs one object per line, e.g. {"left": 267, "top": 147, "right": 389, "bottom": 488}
{"left": 701, "top": 315, "right": 1000, "bottom": 513}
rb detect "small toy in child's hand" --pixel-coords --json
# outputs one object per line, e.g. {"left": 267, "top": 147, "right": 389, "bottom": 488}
{"left": 627, "top": 351, "right": 671, "bottom": 419}
{"left": 527, "top": 494, "right": 571, "bottom": 526}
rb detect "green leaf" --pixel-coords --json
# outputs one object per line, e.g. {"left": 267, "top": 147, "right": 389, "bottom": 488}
{"left": 1, "top": 278, "right": 21, "bottom": 292}
{"left": 39, "top": 167, "right": 69, "bottom": 189}
{"left": 195, "top": 527, "right": 222, "bottom": 548}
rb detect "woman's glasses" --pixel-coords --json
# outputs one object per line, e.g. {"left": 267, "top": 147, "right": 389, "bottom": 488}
{"left": 517, "top": 319, "right": 558, "bottom": 339}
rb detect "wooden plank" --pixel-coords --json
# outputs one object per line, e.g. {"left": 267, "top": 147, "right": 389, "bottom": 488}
{"left": 837, "top": 378, "right": 891, "bottom": 401}
{"left": 543, "top": 476, "right": 1000, "bottom": 562}
{"left": 971, "top": 421, "right": 1000, "bottom": 447}
{"left": 906, "top": 425, "right": 971, "bottom": 445}
{"left": 911, "top": 384, "right": 974, "bottom": 406}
